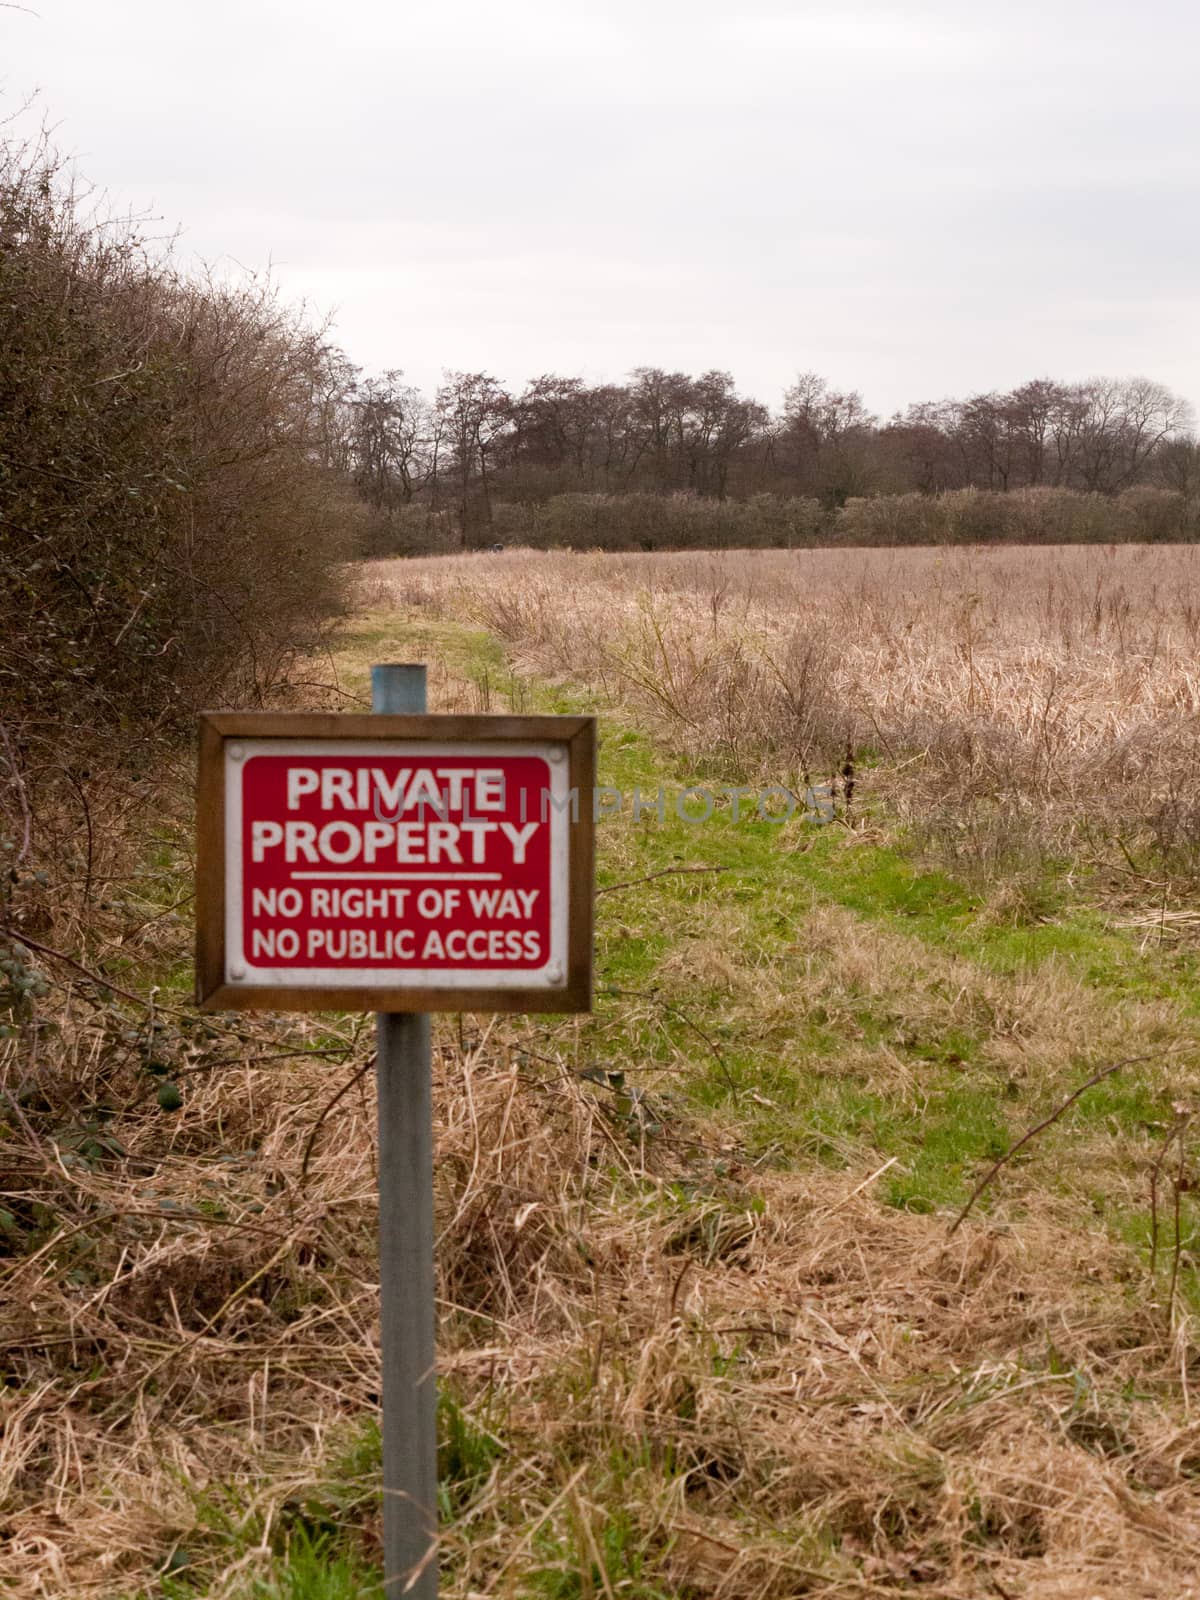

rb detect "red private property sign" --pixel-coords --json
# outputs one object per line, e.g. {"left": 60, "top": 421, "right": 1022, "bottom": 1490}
{"left": 195, "top": 713, "right": 595, "bottom": 1012}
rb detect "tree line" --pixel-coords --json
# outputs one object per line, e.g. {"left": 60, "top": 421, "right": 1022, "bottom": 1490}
{"left": 340, "top": 367, "right": 1199, "bottom": 549}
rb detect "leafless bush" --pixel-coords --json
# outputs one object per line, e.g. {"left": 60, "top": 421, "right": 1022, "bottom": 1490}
{"left": 490, "top": 491, "right": 825, "bottom": 550}
{"left": 834, "top": 486, "right": 1192, "bottom": 546}
{"left": 427, "top": 485, "right": 1199, "bottom": 556}
{"left": 0, "top": 136, "right": 354, "bottom": 969}
{"left": 356, "top": 502, "right": 459, "bottom": 558}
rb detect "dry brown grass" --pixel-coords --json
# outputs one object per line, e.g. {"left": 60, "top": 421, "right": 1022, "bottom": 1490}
{"left": 10, "top": 1007, "right": 1196, "bottom": 1598}
{"left": 377, "top": 543, "right": 1200, "bottom": 876}
{"left": 433, "top": 1045, "right": 1200, "bottom": 1600}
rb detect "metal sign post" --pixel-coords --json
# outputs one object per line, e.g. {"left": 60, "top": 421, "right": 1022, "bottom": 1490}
{"left": 194, "top": 672, "right": 595, "bottom": 1597}
{"left": 373, "top": 663, "right": 437, "bottom": 1597}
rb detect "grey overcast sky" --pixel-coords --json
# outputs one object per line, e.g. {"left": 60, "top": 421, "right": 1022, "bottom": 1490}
{"left": 3, "top": 0, "right": 1198, "bottom": 417}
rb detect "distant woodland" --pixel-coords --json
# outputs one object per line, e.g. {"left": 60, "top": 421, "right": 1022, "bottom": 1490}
{"left": 344, "top": 369, "right": 1200, "bottom": 552}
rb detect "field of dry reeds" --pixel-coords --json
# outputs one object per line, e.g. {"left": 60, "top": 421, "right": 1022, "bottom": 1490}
{"left": 387, "top": 542, "right": 1200, "bottom": 882}
{"left": 8, "top": 546, "right": 1200, "bottom": 1600}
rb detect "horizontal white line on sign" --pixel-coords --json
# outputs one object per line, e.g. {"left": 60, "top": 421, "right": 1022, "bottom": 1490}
{"left": 290, "top": 871, "right": 504, "bottom": 882}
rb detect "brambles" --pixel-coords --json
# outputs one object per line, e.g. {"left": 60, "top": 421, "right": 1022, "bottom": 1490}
{"left": 0, "top": 933, "right": 47, "bottom": 1024}
{"left": 156, "top": 1080, "right": 184, "bottom": 1113}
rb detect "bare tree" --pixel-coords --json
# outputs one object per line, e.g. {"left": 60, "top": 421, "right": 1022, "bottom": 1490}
{"left": 351, "top": 370, "right": 436, "bottom": 512}
{"left": 435, "top": 371, "right": 512, "bottom": 544}
{"left": 780, "top": 373, "right": 877, "bottom": 503}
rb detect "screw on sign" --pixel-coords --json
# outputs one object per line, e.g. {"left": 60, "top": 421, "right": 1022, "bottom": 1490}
{"left": 195, "top": 669, "right": 596, "bottom": 1597}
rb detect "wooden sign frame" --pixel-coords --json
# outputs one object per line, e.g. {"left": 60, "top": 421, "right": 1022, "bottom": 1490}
{"left": 195, "top": 711, "right": 595, "bottom": 1013}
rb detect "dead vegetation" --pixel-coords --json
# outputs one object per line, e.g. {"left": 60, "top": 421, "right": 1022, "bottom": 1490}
{"left": 7, "top": 565, "right": 1200, "bottom": 1596}
{"left": 7, "top": 976, "right": 1200, "bottom": 1599}
{"left": 381, "top": 542, "right": 1200, "bottom": 879}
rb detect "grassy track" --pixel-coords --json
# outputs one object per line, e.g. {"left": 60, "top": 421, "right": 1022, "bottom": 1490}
{"left": 342, "top": 609, "right": 1200, "bottom": 1235}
